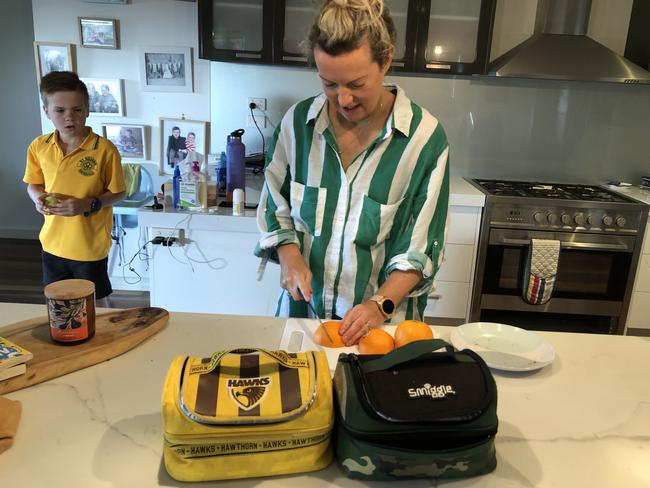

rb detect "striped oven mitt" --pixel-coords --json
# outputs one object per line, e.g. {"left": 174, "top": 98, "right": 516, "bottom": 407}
{"left": 522, "top": 239, "right": 561, "bottom": 305}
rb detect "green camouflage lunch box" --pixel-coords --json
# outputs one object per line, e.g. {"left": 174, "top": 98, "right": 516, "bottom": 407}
{"left": 333, "top": 339, "right": 498, "bottom": 480}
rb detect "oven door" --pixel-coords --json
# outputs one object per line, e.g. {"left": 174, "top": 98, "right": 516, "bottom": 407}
{"left": 478, "top": 228, "right": 636, "bottom": 330}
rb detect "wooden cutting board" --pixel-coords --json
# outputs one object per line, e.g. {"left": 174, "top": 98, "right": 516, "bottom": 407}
{"left": 0, "top": 307, "right": 168, "bottom": 394}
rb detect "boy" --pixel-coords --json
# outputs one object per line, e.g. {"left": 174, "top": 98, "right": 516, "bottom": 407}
{"left": 23, "top": 71, "right": 126, "bottom": 302}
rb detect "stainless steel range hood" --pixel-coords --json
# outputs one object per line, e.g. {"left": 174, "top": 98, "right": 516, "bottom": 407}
{"left": 489, "top": 0, "right": 650, "bottom": 84}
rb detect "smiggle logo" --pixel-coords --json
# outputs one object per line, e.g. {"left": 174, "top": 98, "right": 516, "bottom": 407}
{"left": 408, "top": 383, "right": 456, "bottom": 400}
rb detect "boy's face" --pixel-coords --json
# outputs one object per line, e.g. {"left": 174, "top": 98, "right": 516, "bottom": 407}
{"left": 187, "top": 134, "right": 195, "bottom": 142}
{"left": 44, "top": 91, "right": 89, "bottom": 139}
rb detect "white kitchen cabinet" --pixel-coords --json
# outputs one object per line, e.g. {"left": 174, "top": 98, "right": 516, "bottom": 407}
{"left": 424, "top": 205, "right": 482, "bottom": 322}
{"left": 626, "top": 215, "right": 650, "bottom": 331}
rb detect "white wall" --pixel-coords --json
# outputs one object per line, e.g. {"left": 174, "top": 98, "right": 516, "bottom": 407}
{"left": 0, "top": 0, "right": 43, "bottom": 238}
{"left": 31, "top": 0, "right": 211, "bottom": 206}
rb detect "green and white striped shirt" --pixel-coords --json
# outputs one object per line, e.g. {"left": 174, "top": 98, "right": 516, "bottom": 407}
{"left": 257, "top": 85, "right": 449, "bottom": 321}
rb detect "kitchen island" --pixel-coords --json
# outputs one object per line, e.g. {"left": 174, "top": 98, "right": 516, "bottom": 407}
{"left": 1, "top": 302, "right": 649, "bottom": 487}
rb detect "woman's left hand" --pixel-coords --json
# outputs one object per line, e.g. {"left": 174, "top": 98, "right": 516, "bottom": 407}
{"left": 339, "top": 301, "right": 385, "bottom": 346}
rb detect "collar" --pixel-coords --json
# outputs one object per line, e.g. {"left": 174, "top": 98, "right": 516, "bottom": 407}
{"left": 307, "top": 85, "right": 413, "bottom": 138}
{"left": 45, "top": 127, "right": 100, "bottom": 150}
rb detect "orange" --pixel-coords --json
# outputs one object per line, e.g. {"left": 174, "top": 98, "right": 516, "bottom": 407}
{"left": 394, "top": 320, "right": 434, "bottom": 348}
{"left": 358, "top": 328, "right": 395, "bottom": 355}
{"left": 313, "top": 321, "right": 345, "bottom": 348}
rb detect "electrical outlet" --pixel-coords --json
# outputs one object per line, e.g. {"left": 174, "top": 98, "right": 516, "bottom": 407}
{"left": 247, "top": 97, "right": 266, "bottom": 111}
{"left": 247, "top": 114, "right": 267, "bottom": 128}
{"left": 151, "top": 227, "right": 184, "bottom": 245}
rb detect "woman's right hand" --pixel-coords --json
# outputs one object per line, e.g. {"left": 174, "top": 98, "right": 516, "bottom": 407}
{"left": 277, "top": 244, "right": 313, "bottom": 302}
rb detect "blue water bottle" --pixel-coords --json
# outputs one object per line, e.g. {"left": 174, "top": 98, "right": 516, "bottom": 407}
{"left": 216, "top": 151, "right": 227, "bottom": 192}
{"left": 172, "top": 164, "right": 182, "bottom": 209}
{"left": 226, "top": 129, "right": 245, "bottom": 202}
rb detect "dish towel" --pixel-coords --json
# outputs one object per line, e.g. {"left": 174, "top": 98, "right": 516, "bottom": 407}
{"left": 522, "top": 239, "right": 561, "bottom": 305}
{"left": 0, "top": 396, "right": 22, "bottom": 455}
{"left": 123, "top": 163, "right": 141, "bottom": 199}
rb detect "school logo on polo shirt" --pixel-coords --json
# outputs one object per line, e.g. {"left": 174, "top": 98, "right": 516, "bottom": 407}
{"left": 78, "top": 156, "right": 97, "bottom": 176}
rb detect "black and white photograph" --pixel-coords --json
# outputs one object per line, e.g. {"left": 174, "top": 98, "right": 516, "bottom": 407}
{"left": 159, "top": 117, "right": 207, "bottom": 175}
{"left": 80, "top": 77, "right": 124, "bottom": 116}
{"left": 102, "top": 124, "right": 147, "bottom": 161}
{"left": 140, "top": 46, "right": 193, "bottom": 92}
{"left": 79, "top": 17, "right": 119, "bottom": 49}
{"left": 33, "top": 41, "right": 75, "bottom": 81}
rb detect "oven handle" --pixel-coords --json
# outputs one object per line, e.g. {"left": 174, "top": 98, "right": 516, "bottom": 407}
{"left": 500, "top": 237, "right": 630, "bottom": 251}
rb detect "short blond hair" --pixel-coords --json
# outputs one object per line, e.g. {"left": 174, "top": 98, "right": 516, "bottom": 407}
{"left": 308, "top": 0, "right": 396, "bottom": 67}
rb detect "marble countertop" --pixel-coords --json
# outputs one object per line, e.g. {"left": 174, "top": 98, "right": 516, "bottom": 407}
{"left": 1, "top": 302, "right": 649, "bottom": 487}
{"left": 605, "top": 184, "right": 650, "bottom": 214}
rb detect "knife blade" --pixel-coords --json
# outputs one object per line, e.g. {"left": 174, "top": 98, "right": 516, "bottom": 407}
{"left": 301, "top": 293, "right": 335, "bottom": 344}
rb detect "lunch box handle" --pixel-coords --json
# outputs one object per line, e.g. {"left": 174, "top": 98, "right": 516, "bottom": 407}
{"left": 362, "top": 339, "right": 456, "bottom": 373}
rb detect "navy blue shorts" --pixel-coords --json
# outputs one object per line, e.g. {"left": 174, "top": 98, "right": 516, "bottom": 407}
{"left": 42, "top": 251, "right": 112, "bottom": 299}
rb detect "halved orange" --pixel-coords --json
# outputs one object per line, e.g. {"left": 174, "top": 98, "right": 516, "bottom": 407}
{"left": 313, "top": 321, "right": 345, "bottom": 348}
{"left": 394, "top": 320, "right": 434, "bottom": 348}
{"left": 358, "top": 328, "right": 395, "bottom": 354}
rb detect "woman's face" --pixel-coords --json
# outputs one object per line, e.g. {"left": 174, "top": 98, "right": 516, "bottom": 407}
{"left": 314, "top": 40, "right": 391, "bottom": 126}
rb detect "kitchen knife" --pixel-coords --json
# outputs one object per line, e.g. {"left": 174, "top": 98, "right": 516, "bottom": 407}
{"left": 301, "top": 292, "right": 335, "bottom": 344}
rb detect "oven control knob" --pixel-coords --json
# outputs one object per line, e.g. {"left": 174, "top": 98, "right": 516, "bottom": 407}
{"left": 603, "top": 215, "right": 613, "bottom": 226}
{"left": 547, "top": 213, "right": 558, "bottom": 224}
{"left": 574, "top": 213, "right": 585, "bottom": 226}
{"left": 616, "top": 216, "right": 626, "bottom": 228}
{"left": 586, "top": 215, "right": 594, "bottom": 225}
{"left": 533, "top": 212, "right": 544, "bottom": 223}
{"left": 561, "top": 213, "right": 571, "bottom": 225}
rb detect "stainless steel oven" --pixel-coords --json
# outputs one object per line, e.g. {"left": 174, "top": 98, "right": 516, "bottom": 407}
{"left": 468, "top": 179, "right": 648, "bottom": 334}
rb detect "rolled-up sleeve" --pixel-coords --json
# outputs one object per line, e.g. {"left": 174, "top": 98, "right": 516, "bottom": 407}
{"left": 384, "top": 128, "right": 450, "bottom": 296}
{"left": 255, "top": 121, "right": 300, "bottom": 258}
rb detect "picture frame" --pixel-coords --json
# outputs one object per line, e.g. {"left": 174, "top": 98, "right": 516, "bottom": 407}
{"left": 102, "top": 124, "right": 147, "bottom": 161}
{"left": 159, "top": 118, "right": 208, "bottom": 175}
{"left": 79, "top": 17, "right": 119, "bottom": 49}
{"left": 33, "top": 42, "right": 75, "bottom": 81}
{"left": 140, "top": 46, "right": 193, "bottom": 93}
{"left": 80, "top": 78, "right": 124, "bottom": 117}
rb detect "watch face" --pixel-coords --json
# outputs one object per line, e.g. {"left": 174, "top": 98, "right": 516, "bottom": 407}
{"left": 383, "top": 299, "right": 395, "bottom": 315}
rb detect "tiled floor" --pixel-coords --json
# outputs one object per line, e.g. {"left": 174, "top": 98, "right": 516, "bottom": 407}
{"left": 0, "top": 238, "right": 150, "bottom": 309}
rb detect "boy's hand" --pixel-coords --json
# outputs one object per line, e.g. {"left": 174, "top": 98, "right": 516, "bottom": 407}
{"left": 46, "top": 196, "right": 91, "bottom": 216}
{"left": 35, "top": 194, "right": 50, "bottom": 216}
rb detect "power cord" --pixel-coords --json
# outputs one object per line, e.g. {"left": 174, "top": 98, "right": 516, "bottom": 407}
{"left": 249, "top": 102, "right": 265, "bottom": 162}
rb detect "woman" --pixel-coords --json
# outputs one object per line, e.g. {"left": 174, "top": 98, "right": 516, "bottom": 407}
{"left": 257, "top": 0, "right": 449, "bottom": 345}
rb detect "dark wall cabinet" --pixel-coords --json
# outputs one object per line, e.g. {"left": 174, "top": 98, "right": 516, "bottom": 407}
{"left": 198, "top": 0, "right": 496, "bottom": 75}
{"left": 625, "top": 0, "right": 650, "bottom": 71}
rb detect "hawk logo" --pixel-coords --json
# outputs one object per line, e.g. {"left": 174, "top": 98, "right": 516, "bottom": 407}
{"left": 227, "top": 377, "right": 271, "bottom": 410}
{"left": 77, "top": 156, "right": 97, "bottom": 176}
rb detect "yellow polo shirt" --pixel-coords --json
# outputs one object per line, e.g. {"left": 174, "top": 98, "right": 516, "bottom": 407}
{"left": 23, "top": 128, "right": 126, "bottom": 261}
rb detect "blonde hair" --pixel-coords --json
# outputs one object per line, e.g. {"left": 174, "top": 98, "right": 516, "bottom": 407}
{"left": 308, "top": 0, "right": 396, "bottom": 67}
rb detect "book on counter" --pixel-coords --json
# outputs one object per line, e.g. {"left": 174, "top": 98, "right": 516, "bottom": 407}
{"left": 0, "top": 336, "right": 33, "bottom": 380}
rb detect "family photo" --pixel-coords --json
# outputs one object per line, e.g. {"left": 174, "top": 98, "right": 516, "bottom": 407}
{"left": 79, "top": 17, "right": 118, "bottom": 49}
{"left": 159, "top": 118, "right": 207, "bottom": 175}
{"left": 33, "top": 42, "right": 74, "bottom": 80}
{"left": 80, "top": 78, "right": 124, "bottom": 116}
{"left": 102, "top": 124, "right": 146, "bottom": 160}
{"left": 141, "top": 46, "right": 193, "bottom": 92}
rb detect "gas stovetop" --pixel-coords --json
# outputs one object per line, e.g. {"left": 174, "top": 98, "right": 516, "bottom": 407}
{"left": 473, "top": 179, "right": 633, "bottom": 203}
{"left": 468, "top": 178, "right": 647, "bottom": 234}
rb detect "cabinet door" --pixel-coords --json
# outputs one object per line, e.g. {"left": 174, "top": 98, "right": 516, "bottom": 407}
{"left": 415, "top": 0, "right": 496, "bottom": 75}
{"left": 198, "top": 0, "right": 274, "bottom": 63}
{"left": 385, "top": 0, "right": 419, "bottom": 71}
{"left": 275, "top": 0, "right": 313, "bottom": 65}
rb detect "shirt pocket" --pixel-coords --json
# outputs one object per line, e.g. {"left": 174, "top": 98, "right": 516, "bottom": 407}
{"left": 289, "top": 181, "right": 327, "bottom": 237}
{"left": 354, "top": 194, "right": 404, "bottom": 248}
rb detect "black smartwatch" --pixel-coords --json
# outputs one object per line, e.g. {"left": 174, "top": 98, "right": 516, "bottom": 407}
{"left": 84, "top": 197, "right": 102, "bottom": 217}
{"left": 369, "top": 295, "right": 395, "bottom": 319}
